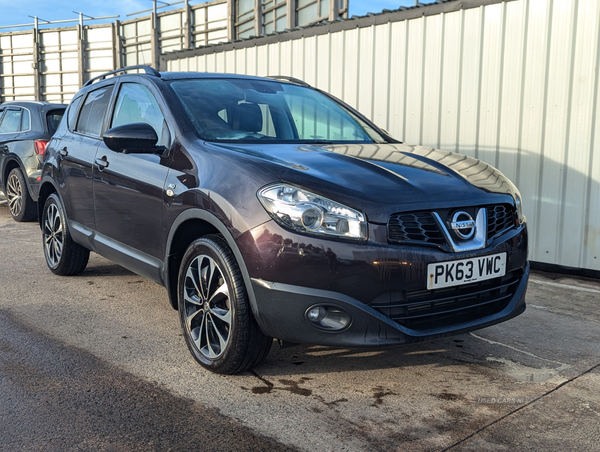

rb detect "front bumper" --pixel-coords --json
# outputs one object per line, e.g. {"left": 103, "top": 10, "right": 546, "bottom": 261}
{"left": 251, "top": 264, "right": 528, "bottom": 346}
{"left": 239, "top": 220, "right": 529, "bottom": 347}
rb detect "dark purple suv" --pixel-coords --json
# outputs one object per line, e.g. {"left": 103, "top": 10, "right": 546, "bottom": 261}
{"left": 39, "top": 66, "right": 529, "bottom": 374}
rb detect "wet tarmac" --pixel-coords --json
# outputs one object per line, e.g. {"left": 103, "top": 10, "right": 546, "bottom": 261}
{"left": 0, "top": 202, "right": 599, "bottom": 451}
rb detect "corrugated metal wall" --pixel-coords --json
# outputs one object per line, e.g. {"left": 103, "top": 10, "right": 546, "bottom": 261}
{"left": 164, "top": 0, "right": 600, "bottom": 272}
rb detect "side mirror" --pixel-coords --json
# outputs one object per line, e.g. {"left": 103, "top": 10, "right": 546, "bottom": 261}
{"left": 103, "top": 123, "right": 159, "bottom": 154}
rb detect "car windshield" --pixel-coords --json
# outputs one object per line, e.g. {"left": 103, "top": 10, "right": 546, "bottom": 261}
{"left": 169, "top": 78, "right": 387, "bottom": 144}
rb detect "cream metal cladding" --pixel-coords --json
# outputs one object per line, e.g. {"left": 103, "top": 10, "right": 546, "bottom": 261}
{"left": 0, "top": 32, "right": 36, "bottom": 100}
{"left": 121, "top": 0, "right": 230, "bottom": 66}
{"left": 0, "top": 24, "right": 118, "bottom": 103}
{"left": 0, "top": 0, "right": 344, "bottom": 102}
{"left": 39, "top": 29, "right": 79, "bottom": 103}
{"left": 164, "top": 0, "right": 600, "bottom": 272}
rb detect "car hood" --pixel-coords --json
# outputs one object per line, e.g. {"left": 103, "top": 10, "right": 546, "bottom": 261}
{"left": 207, "top": 142, "right": 518, "bottom": 224}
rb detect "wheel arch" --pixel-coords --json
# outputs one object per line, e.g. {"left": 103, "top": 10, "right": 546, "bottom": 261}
{"left": 37, "top": 179, "right": 59, "bottom": 228}
{"left": 2, "top": 157, "right": 24, "bottom": 192}
{"left": 164, "top": 209, "right": 263, "bottom": 328}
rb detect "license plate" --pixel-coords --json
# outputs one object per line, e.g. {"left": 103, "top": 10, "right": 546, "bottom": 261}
{"left": 427, "top": 253, "right": 506, "bottom": 290}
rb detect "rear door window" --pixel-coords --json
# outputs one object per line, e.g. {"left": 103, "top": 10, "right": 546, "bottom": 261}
{"left": 76, "top": 86, "right": 114, "bottom": 137}
{"left": 0, "top": 109, "right": 23, "bottom": 134}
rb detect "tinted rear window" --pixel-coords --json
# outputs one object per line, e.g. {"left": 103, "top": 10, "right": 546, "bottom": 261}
{"left": 46, "top": 109, "right": 65, "bottom": 135}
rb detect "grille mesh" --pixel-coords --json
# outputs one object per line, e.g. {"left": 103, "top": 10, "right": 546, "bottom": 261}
{"left": 486, "top": 205, "right": 516, "bottom": 239}
{"left": 388, "top": 212, "right": 446, "bottom": 246}
{"left": 371, "top": 271, "right": 521, "bottom": 331}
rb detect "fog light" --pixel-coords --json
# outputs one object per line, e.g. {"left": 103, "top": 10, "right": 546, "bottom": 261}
{"left": 305, "top": 305, "right": 351, "bottom": 332}
{"left": 307, "top": 306, "right": 326, "bottom": 322}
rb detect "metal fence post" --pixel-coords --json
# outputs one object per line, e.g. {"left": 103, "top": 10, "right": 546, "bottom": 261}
{"left": 77, "top": 22, "right": 85, "bottom": 88}
{"left": 150, "top": 12, "right": 160, "bottom": 69}
{"left": 113, "top": 20, "right": 123, "bottom": 70}
{"left": 32, "top": 25, "right": 41, "bottom": 100}
{"left": 184, "top": 0, "right": 192, "bottom": 49}
{"left": 227, "top": 0, "right": 235, "bottom": 41}
{"left": 254, "top": 0, "right": 262, "bottom": 37}
{"left": 329, "top": 0, "right": 339, "bottom": 21}
{"left": 287, "top": 0, "right": 297, "bottom": 30}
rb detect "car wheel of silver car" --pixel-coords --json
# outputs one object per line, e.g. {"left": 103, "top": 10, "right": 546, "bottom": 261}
{"left": 178, "top": 234, "right": 272, "bottom": 374}
{"left": 42, "top": 193, "right": 90, "bottom": 276}
{"left": 6, "top": 168, "right": 37, "bottom": 222}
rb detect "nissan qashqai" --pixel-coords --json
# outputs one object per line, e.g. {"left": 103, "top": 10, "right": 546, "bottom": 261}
{"left": 39, "top": 66, "right": 529, "bottom": 374}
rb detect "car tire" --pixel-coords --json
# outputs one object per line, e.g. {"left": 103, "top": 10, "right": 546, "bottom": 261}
{"left": 6, "top": 167, "right": 37, "bottom": 222}
{"left": 178, "top": 234, "right": 272, "bottom": 375}
{"left": 42, "top": 193, "right": 90, "bottom": 276}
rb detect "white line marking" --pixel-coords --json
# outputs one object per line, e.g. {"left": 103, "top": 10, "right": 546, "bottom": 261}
{"left": 469, "top": 333, "right": 569, "bottom": 367}
{"left": 528, "top": 304, "right": 548, "bottom": 310}
{"left": 529, "top": 278, "right": 600, "bottom": 294}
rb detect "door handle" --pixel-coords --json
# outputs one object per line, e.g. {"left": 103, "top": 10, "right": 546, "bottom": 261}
{"left": 58, "top": 147, "right": 68, "bottom": 157}
{"left": 95, "top": 157, "right": 109, "bottom": 170}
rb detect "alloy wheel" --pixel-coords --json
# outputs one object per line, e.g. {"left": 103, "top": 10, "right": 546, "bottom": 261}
{"left": 43, "top": 203, "right": 63, "bottom": 268}
{"left": 6, "top": 172, "right": 23, "bottom": 219}
{"left": 183, "top": 255, "right": 232, "bottom": 359}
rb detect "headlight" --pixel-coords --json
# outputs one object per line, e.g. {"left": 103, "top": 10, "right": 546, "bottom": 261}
{"left": 513, "top": 191, "right": 525, "bottom": 224}
{"left": 257, "top": 183, "right": 367, "bottom": 240}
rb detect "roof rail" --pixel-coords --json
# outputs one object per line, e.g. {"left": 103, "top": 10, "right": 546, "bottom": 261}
{"left": 1, "top": 100, "right": 45, "bottom": 105}
{"left": 266, "top": 75, "right": 310, "bottom": 87}
{"left": 84, "top": 65, "right": 161, "bottom": 87}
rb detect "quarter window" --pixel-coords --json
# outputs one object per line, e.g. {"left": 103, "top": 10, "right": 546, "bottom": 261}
{"left": 67, "top": 95, "right": 84, "bottom": 131}
{"left": 76, "top": 86, "right": 114, "bottom": 137}
{"left": 20, "top": 109, "right": 30, "bottom": 131}
{"left": 112, "top": 83, "right": 167, "bottom": 145}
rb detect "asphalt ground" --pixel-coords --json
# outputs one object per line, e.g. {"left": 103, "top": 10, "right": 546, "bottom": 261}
{"left": 0, "top": 199, "right": 599, "bottom": 451}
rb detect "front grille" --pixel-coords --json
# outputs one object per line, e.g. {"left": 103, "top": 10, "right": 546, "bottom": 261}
{"left": 370, "top": 271, "right": 521, "bottom": 331}
{"left": 487, "top": 205, "right": 517, "bottom": 240}
{"left": 388, "top": 212, "right": 446, "bottom": 247}
{"left": 388, "top": 205, "right": 517, "bottom": 249}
